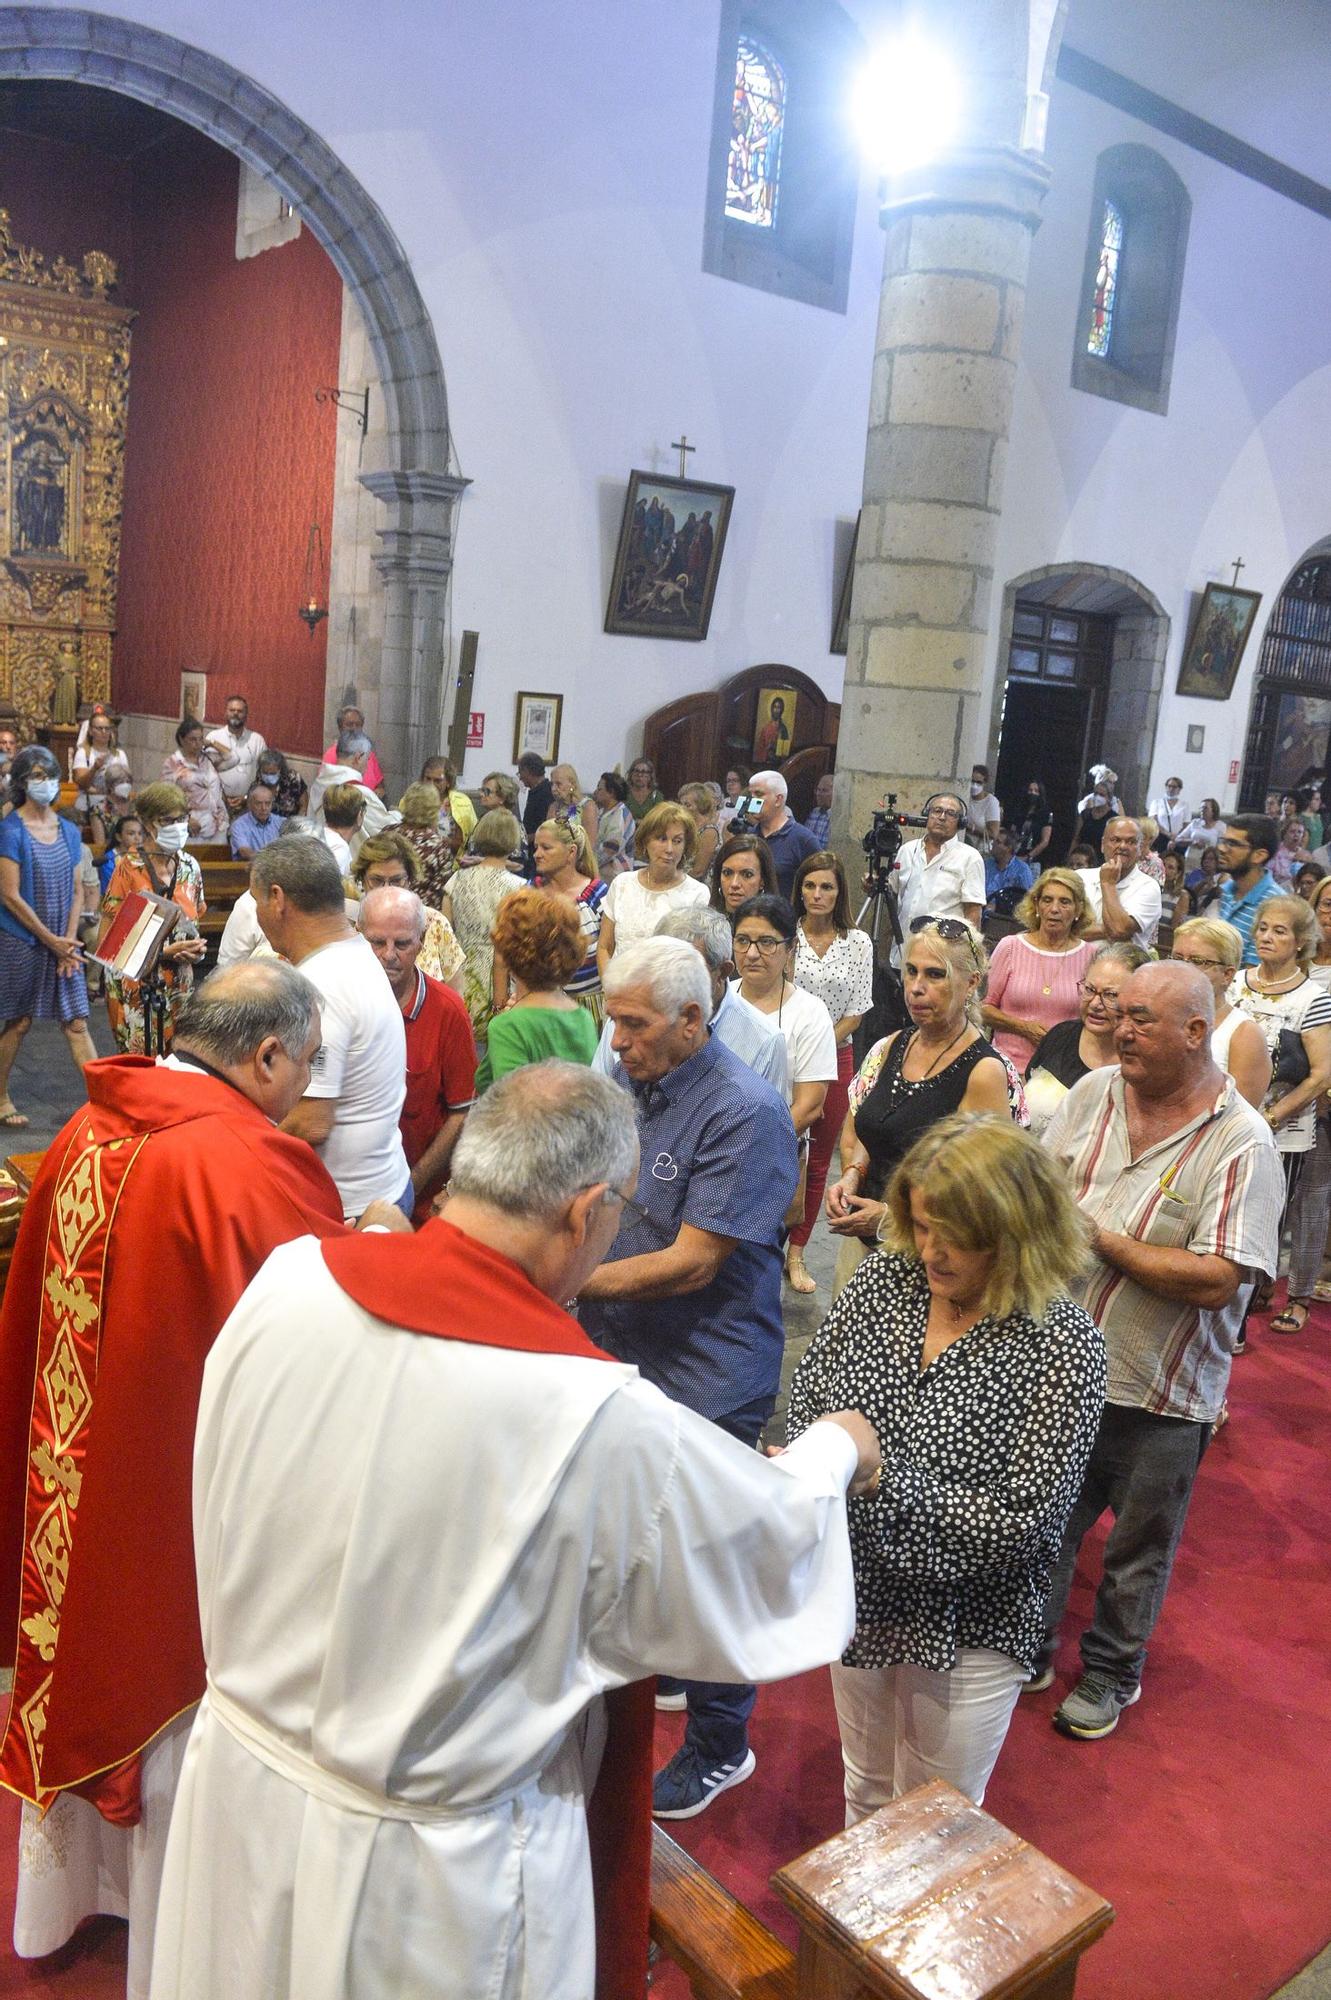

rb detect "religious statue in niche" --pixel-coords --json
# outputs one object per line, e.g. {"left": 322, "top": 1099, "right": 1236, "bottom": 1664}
{"left": 13, "top": 433, "right": 70, "bottom": 557}
{"left": 0, "top": 209, "right": 132, "bottom": 746}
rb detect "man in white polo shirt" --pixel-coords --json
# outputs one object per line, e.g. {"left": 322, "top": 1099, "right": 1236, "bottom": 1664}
{"left": 1077, "top": 817, "right": 1162, "bottom": 951}
{"left": 250, "top": 837, "right": 410, "bottom": 1219}
{"left": 888, "top": 790, "right": 985, "bottom": 962}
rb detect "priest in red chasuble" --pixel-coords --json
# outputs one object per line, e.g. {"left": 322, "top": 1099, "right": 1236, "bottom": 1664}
{"left": 147, "top": 1062, "right": 879, "bottom": 2000}
{"left": 0, "top": 961, "right": 404, "bottom": 1997}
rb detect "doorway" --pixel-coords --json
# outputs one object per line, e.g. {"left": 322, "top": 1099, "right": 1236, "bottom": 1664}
{"left": 994, "top": 602, "right": 1112, "bottom": 860}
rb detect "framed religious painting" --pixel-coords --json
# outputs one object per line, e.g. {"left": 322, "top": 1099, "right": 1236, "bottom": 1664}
{"left": 512, "top": 690, "right": 563, "bottom": 765}
{"left": 830, "top": 512, "right": 860, "bottom": 655}
{"left": 753, "top": 688, "right": 797, "bottom": 763}
{"left": 605, "top": 471, "right": 734, "bottom": 641}
{"left": 180, "top": 670, "right": 208, "bottom": 725}
{"left": 1175, "top": 583, "right": 1262, "bottom": 700}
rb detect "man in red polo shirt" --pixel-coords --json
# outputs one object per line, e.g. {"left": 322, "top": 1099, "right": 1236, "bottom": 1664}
{"left": 360, "top": 884, "right": 476, "bottom": 1218}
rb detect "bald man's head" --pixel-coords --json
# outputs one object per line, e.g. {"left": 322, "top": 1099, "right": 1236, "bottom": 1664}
{"left": 1103, "top": 818, "right": 1143, "bottom": 868}
{"left": 175, "top": 960, "right": 323, "bottom": 1123}
{"left": 1114, "top": 960, "right": 1216, "bottom": 1097}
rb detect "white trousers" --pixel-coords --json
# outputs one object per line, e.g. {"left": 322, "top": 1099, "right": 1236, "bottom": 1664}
{"left": 13, "top": 1707, "right": 195, "bottom": 2000}
{"left": 830, "top": 1650, "right": 1026, "bottom": 1823}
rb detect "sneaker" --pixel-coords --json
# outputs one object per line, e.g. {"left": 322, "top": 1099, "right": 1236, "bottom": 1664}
{"left": 1053, "top": 1671, "right": 1141, "bottom": 1740}
{"left": 652, "top": 1743, "right": 756, "bottom": 1819}
{"left": 1023, "top": 1662, "right": 1056, "bottom": 1694}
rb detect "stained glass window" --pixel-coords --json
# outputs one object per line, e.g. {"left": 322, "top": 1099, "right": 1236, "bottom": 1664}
{"left": 1086, "top": 199, "right": 1124, "bottom": 358}
{"left": 726, "top": 38, "right": 785, "bottom": 229}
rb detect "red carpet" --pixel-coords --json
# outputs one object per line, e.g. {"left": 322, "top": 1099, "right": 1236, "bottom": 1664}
{"left": 1, "top": 1308, "right": 1327, "bottom": 1999}
{"left": 654, "top": 1304, "right": 1331, "bottom": 2000}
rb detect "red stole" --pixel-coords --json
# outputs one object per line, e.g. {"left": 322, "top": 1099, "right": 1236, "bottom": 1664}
{"left": 323, "top": 1221, "right": 654, "bottom": 2000}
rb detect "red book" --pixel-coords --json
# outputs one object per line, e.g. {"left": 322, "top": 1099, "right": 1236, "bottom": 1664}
{"left": 91, "top": 890, "right": 180, "bottom": 981}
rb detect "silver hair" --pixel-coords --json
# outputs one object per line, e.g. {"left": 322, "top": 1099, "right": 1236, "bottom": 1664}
{"left": 336, "top": 729, "right": 373, "bottom": 760}
{"left": 654, "top": 905, "right": 733, "bottom": 975}
{"left": 279, "top": 815, "right": 319, "bottom": 839}
{"left": 602, "top": 936, "right": 713, "bottom": 1021}
{"left": 749, "top": 768, "right": 788, "bottom": 802}
{"left": 449, "top": 1061, "right": 639, "bottom": 1221}
{"left": 251, "top": 836, "right": 345, "bottom": 914}
{"left": 359, "top": 883, "right": 426, "bottom": 939}
{"left": 1088, "top": 942, "right": 1150, "bottom": 978}
{"left": 175, "top": 960, "right": 319, "bottom": 1064}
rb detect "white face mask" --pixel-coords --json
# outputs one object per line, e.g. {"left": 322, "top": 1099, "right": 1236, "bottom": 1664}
{"left": 112, "top": 781, "right": 132, "bottom": 800}
{"left": 27, "top": 777, "right": 60, "bottom": 806}
{"left": 155, "top": 820, "right": 190, "bottom": 852}
{"left": 970, "top": 782, "right": 984, "bottom": 797}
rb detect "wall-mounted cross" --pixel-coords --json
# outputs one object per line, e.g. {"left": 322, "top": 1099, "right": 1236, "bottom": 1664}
{"left": 671, "top": 435, "right": 696, "bottom": 479}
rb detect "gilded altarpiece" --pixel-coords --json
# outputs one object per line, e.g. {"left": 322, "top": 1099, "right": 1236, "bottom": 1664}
{"left": 0, "top": 211, "right": 132, "bottom": 747}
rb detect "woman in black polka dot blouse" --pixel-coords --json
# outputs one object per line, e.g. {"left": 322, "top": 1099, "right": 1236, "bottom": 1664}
{"left": 788, "top": 1113, "right": 1105, "bottom": 1818}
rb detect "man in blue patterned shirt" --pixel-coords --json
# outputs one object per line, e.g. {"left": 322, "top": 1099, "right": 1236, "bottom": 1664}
{"left": 580, "top": 936, "right": 798, "bottom": 1821}
{"left": 803, "top": 771, "right": 834, "bottom": 847}
{"left": 1215, "top": 813, "right": 1280, "bottom": 964}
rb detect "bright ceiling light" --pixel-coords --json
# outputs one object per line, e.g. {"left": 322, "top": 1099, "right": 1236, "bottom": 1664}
{"left": 852, "top": 33, "right": 964, "bottom": 177}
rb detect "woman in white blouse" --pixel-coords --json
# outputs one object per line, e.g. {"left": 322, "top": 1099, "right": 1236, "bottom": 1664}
{"left": 786, "top": 851, "right": 874, "bottom": 1293}
{"left": 732, "top": 891, "right": 838, "bottom": 1126}
{"left": 596, "top": 800, "right": 708, "bottom": 975}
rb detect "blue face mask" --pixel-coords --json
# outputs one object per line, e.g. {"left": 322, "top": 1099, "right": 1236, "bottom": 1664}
{"left": 27, "top": 777, "right": 60, "bottom": 806}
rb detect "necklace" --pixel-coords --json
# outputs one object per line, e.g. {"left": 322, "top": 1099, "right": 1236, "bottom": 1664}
{"left": 1252, "top": 966, "right": 1303, "bottom": 993}
{"left": 912, "top": 1025, "right": 967, "bottom": 1080}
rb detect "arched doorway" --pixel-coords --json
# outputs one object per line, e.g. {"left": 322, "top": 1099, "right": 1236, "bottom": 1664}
{"left": 0, "top": 8, "right": 460, "bottom": 783}
{"left": 989, "top": 563, "right": 1170, "bottom": 857}
{"left": 1238, "top": 539, "right": 1331, "bottom": 811}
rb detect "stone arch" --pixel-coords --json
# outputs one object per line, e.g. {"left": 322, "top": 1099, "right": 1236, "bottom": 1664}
{"left": 988, "top": 561, "right": 1170, "bottom": 841}
{"left": 0, "top": 8, "right": 462, "bottom": 780}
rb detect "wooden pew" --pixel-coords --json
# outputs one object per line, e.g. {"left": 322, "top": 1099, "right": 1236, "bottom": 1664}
{"left": 652, "top": 1779, "right": 1112, "bottom": 2000}
{"left": 192, "top": 842, "right": 250, "bottom": 941}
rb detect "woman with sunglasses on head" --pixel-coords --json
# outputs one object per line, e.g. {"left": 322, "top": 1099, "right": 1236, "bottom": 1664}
{"left": 825, "top": 919, "right": 1026, "bottom": 1290}
{"left": 785, "top": 851, "right": 874, "bottom": 1293}
{"left": 1023, "top": 943, "right": 1150, "bottom": 1136}
{"left": 1168, "top": 919, "right": 1270, "bottom": 1109}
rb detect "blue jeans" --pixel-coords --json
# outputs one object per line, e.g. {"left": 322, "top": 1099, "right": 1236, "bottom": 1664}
{"left": 1040, "top": 1402, "right": 1211, "bottom": 1686}
{"left": 680, "top": 1397, "right": 770, "bottom": 1765}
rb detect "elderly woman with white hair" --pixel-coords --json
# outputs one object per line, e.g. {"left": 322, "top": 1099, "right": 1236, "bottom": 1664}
{"left": 310, "top": 730, "right": 397, "bottom": 839}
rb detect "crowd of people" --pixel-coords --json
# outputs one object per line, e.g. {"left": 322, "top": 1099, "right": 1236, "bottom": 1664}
{"left": 0, "top": 717, "right": 1317, "bottom": 2000}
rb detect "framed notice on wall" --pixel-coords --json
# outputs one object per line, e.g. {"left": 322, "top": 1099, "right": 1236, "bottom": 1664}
{"left": 513, "top": 691, "right": 562, "bottom": 765}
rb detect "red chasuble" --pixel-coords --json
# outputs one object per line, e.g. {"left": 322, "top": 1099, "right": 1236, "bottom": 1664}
{"left": 0, "top": 1056, "right": 346, "bottom": 1816}
{"left": 323, "top": 1221, "right": 655, "bottom": 2000}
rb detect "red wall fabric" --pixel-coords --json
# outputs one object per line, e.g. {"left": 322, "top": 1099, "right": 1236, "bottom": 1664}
{"left": 116, "top": 130, "right": 341, "bottom": 756}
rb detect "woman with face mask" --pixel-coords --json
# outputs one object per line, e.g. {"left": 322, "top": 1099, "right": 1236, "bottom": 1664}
{"left": 0, "top": 746, "right": 97, "bottom": 1122}
{"left": 97, "top": 781, "right": 208, "bottom": 1053}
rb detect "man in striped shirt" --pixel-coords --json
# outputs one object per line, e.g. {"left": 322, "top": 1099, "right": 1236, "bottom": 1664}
{"left": 1035, "top": 961, "right": 1282, "bottom": 1741}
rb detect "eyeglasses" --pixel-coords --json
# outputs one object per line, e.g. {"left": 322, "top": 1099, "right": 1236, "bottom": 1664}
{"left": 1169, "top": 952, "right": 1229, "bottom": 972}
{"left": 733, "top": 933, "right": 789, "bottom": 956}
{"left": 926, "top": 804, "right": 962, "bottom": 820}
{"left": 1078, "top": 982, "right": 1121, "bottom": 1008}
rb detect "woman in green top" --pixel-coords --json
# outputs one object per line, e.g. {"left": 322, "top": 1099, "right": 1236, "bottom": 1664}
{"left": 477, "top": 888, "right": 599, "bottom": 1089}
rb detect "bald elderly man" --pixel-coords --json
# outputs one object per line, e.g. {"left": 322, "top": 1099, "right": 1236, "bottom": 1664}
{"left": 1038, "top": 962, "right": 1281, "bottom": 1740}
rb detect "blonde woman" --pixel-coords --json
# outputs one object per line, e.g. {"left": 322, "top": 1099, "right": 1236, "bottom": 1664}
{"left": 549, "top": 764, "right": 599, "bottom": 852}
{"left": 1169, "top": 918, "right": 1270, "bottom": 1108}
{"left": 530, "top": 817, "right": 608, "bottom": 1021}
{"left": 597, "top": 800, "right": 707, "bottom": 973}
{"left": 397, "top": 781, "right": 457, "bottom": 905}
{"left": 981, "top": 867, "right": 1097, "bottom": 1074}
{"left": 442, "top": 807, "right": 524, "bottom": 1040}
{"left": 679, "top": 781, "right": 721, "bottom": 883}
{"left": 825, "top": 921, "right": 1027, "bottom": 1286}
{"left": 1233, "top": 893, "right": 1331, "bottom": 1332}
{"left": 790, "top": 1114, "right": 1104, "bottom": 1813}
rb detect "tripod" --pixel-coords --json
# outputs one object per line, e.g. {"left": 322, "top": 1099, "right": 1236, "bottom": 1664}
{"left": 854, "top": 863, "right": 908, "bottom": 1049}
{"left": 856, "top": 860, "right": 904, "bottom": 961}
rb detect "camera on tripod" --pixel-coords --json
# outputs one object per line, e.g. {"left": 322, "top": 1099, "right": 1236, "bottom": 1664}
{"left": 861, "top": 794, "right": 928, "bottom": 871}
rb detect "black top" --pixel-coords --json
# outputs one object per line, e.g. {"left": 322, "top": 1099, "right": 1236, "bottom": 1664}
{"left": 1027, "top": 1017, "right": 1090, "bottom": 1091}
{"left": 855, "top": 1030, "right": 1003, "bottom": 1199}
{"left": 522, "top": 777, "right": 554, "bottom": 844}
{"left": 1075, "top": 803, "right": 1114, "bottom": 856}
{"left": 787, "top": 1254, "right": 1106, "bottom": 1672}
{"left": 1014, "top": 805, "right": 1052, "bottom": 858}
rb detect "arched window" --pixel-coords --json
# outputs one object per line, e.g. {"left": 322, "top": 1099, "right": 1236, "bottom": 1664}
{"left": 702, "top": 0, "right": 859, "bottom": 313}
{"left": 726, "top": 38, "right": 786, "bottom": 228}
{"left": 1086, "top": 199, "right": 1123, "bottom": 358}
{"left": 1072, "top": 147, "right": 1190, "bottom": 416}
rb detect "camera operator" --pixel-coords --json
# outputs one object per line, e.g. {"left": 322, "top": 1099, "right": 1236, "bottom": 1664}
{"left": 745, "top": 771, "right": 820, "bottom": 898}
{"left": 887, "top": 791, "right": 985, "bottom": 961}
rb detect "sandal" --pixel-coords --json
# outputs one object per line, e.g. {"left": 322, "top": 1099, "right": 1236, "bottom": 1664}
{"left": 785, "top": 1251, "right": 817, "bottom": 1295}
{"left": 1313, "top": 1279, "right": 1331, "bottom": 1304}
{"left": 1270, "top": 1299, "right": 1310, "bottom": 1335}
{"left": 0, "top": 1102, "right": 29, "bottom": 1129}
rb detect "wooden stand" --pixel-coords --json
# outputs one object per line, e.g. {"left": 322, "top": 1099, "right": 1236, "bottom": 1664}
{"left": 771, "top": 1780, "right": 1112, "bottom": 2000}
{"left": 652, "top": 1780, "right": 1111, "bottom": 2000}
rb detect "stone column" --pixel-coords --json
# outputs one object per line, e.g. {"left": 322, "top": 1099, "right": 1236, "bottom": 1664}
{"left": 358, "top": 468, "right": 469, "bottom": 796}
{"left": 833, "top": 145, "right": 1050, "bottom": 856}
